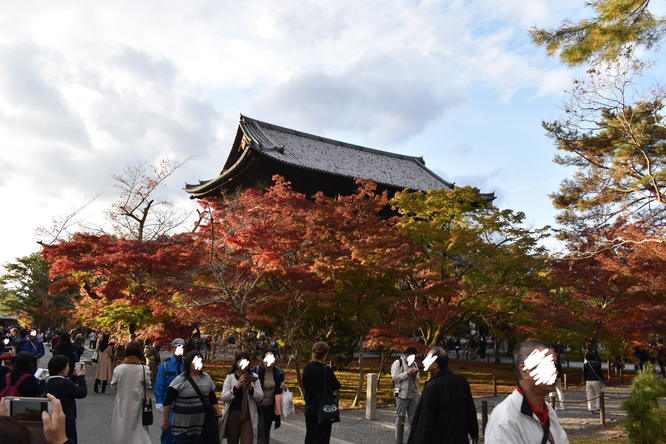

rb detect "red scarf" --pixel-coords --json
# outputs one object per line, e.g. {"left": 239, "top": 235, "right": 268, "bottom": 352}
{"left": 516, "top": 385, "right": 549, "bottom": 427}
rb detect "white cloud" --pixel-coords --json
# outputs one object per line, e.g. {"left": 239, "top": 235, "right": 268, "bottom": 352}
{"left": 0, "top": 0, "right": 586, "bottom": 266}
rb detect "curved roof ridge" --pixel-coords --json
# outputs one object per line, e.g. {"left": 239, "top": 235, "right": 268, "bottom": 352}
{"left": 240, "top": 114, "right": 427, "bottom": 163}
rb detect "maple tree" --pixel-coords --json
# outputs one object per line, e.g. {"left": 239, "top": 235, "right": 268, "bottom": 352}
{"left": 366, "top": 186, "right": 551, "bottom": 349}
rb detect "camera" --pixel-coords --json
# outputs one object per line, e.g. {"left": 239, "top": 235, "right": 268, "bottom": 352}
{"left": 393, "top": 387, "right": 400, "bottom": 396}
{"left": 3, "top": 397, "right": 52, "bottom": 423}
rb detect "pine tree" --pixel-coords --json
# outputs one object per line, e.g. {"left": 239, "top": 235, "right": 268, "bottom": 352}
{"left": 531, "top": 0, "right": 664, "bottom": 66}
{"left": 622, "top": 365, "right": 666, "bottom": 443}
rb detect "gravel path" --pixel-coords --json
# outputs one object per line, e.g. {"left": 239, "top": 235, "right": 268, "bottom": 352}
{"left": 40, "top": 346, "right": 633, "bottom": 444}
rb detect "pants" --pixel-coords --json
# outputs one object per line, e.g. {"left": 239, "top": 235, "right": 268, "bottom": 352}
{"left": 93, "top": 379, "right": 107, "bottom": 393}
{"left": 90, "top": 340, "right": 96, "bottom": 349}
{"left": 395, "top": 396, "right": 419, "bottom": 439}
{"left": 658, "top": 360, "right": 665, "bottom": 376}
{"left": 226, "top": 410, "right": 254, "bottom": 444}
{"left": 304, "top": 407, "right": 332, "bottom": 444}
{"left": 257, "top": 404, "right": 275, "bottom": 444}
{"left": 548, "top": 377, "right": 565, "bottom": 408}
{"left": 586, "top": 381, "right": 601, "bottom": 411}
{"left": 65, "top": 418, "right": 77, "bottom": 444}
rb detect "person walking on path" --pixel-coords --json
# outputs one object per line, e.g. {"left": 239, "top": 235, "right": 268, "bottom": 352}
{"left": 252, "top": 349, "right": 287, "bottom": 444}
{"left": 88, "top": 331, "right": 98, "bottom": 350}
{"left": 220, "top": 352, "right": 263, "bottom": 444}
{"left": 549, "top": 351, "right": 565, "bottom": 410}
{"left": 54, "top": 332, "right": 80, "bottom": 377}
{"left": 302, "top": 341, "right": 341, "bottom": 444}
{"left": 391, "top": 346, "right": 420, "bottom": 440}
{"left": 583, "top": 351, "right": 605, "bottom": 414}
{"left": 110, "top": 341, "right": 152, "bottom": 444}
{"left": 155, "top": 338, "right": 187, "bottom": 444}
{"left": 0, "top": 351, "right": 41, "bottom": 397}
{"left": 144, "top": 338, "right": 161, "bottom": 387}
{"left": 94, "top": 334, "right": 115, "bottom": 394}
{"left": 19, "top": 329, "right": 45, "bottom": 360}
{"left": 485, "top": 340, "right": 568, "bottom": 444}
{"left": 45, "top": 354, "right": 88, "bottom": 443}
{"left": 407, "top": 346, "right": 478, "bottom": 444}
{"left": 162, "top": 351, "right": 221, "bottom": 444}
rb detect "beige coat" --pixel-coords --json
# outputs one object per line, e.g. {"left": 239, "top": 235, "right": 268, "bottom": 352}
{"left": 110, "top": 358, "right": 152, "bottom": 444}
{"left": 95, "top": 346, "right": 115, "bottom": 381}
{"left": 220, "top": 372, "right": 263, "bottom": 444}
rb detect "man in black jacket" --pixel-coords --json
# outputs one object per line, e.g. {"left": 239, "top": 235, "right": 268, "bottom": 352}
{"left": 45, "top": 354, "right": 87, "bottom": 444}
{"left": 407, "top": 346, "right": 478, "bottom": 444}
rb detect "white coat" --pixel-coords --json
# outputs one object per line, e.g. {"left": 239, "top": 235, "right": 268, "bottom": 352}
{"left": 220, "top": 372, "right": 263, "bottom": 444}
{"left": 485, "top": 389, "right": 569, "bottom": 444}
{"left": 109, "top": 361, "right": 152, "bottom": 444}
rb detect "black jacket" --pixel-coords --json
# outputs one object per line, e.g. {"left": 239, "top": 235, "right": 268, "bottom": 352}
{"left": 584, "top": 361, "right": 604, "bottom": 382}
{"left": 252, "top": 365, "right": 285, "bottom": 429}
{"left": 407, "top": 369, "right": 479, "bottom": 444}
{"left": 302, "top": 362, "right": 340, "bottom": 411}
{"left": 45, "top": 375, "right": 87, "bottom": 420}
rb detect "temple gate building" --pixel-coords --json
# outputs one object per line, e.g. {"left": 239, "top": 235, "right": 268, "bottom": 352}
{"left": 185, "top": 115, "right": 494, "bottom": 200}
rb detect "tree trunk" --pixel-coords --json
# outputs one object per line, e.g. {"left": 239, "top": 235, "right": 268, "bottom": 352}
{"left": 427, "top": 326, "right": 444, "bottom": 348}
{"left": 377, "top": 347, "right": 392, "bottom": 385}
{"left": 494, "top": 337, "right": 501, "bottom": 364}
{"left": 295, "top": 364, "right": 305, "bottom": 399}
{"left": 351, "top": 347, "right": 364, "bottom": 407}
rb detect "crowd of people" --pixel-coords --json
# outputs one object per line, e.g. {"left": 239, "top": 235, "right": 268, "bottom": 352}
{"left": 1, "top": 323, "right": 665, "bottom": 444}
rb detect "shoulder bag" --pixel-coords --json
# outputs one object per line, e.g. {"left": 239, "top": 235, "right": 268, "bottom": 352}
{"left": 318, "top": 364, "right": 340, "bottom": 425}
{"left": 187, "top": 374, "right": 219, "bottom": 443}
{"left": 141, "top": 365, "right": 153, "bottom": 426}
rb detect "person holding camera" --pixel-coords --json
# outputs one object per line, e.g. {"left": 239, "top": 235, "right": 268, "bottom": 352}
{"left": 45, "top": 354, "right": 88, "bottom": 444}
{"left": 220, "top": 352, "right": 263, "bottom": 444}
{"left": 391, "top": 346, "right": 421, "bottom": 439}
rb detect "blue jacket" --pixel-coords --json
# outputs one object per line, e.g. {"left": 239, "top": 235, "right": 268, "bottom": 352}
{"left": 20, "top": 337, "right": 45, "bottom": 359}
{"left": 154, "top": 355, "right": 185, "bottom": 405}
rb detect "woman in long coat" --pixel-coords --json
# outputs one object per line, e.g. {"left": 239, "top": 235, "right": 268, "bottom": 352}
{"left": 110, "top": 341, "right": 152, "bottom": 444}
{"left": 94, "top": 334, "right": 115, "bottom": 393}
{"left": 220, "top": 352, "right": 263, "bottom": 444}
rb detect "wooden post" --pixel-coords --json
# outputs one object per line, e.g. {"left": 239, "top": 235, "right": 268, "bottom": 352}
{"left": 492, "top": 375, "right": 498, "bottom": 397}
{"left": 563, "top": 373, "right": 568, "bottom": 390}
{"left": 481, "top": 401, "right": 488, "bottom": 436}
{"left": 366, "top": 373, "right": 377, "bottom": 420}
{"left": 599, "top": 391, "right": 606, "bottom": 425}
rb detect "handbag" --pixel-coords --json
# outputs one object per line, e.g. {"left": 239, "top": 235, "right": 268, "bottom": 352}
{"left": 318, "top": 364, "right": 340, "bottom": 425}
{"left": 141, "top": 364, "right": 153, "bottom": 426}
{"left": 187, "top": 375, "right": 219, "bottom": 443}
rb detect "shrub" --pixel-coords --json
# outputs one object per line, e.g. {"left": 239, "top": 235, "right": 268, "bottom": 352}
{"left": 622, "top": 365, "right": 666, "bottom": 444}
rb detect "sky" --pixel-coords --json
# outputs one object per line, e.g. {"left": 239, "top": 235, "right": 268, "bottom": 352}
{"left": 0, "top": 0, "right": 664, "bottom": 267}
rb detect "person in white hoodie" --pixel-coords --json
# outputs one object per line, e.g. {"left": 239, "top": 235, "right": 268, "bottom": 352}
{"left": 485, "top": 340, "right": 569, "bottom": 444}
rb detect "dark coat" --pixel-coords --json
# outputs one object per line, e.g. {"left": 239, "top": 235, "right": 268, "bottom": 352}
{"left": 407, "top": 369, "right": 479, "bottom": 444}
{"left": 45, "top": 375, "right": 87, "bottom": 420}
{"left": 252, "top": 364, "right": 285, "bottom": 430}
{"left": 584, "top": 361, "right": 604, "bottom": 382}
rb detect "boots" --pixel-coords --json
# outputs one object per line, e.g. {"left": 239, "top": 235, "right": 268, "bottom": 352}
{"left": 94, "top": 379, "right": 100, "bottom": 393}
{"left": 101, "top": 380, "right": 108, "bottom": 393}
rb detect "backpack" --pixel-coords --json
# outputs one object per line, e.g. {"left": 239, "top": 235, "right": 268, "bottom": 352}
{"left": 0, "top": 373, "right": 30, "bottom": 397}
